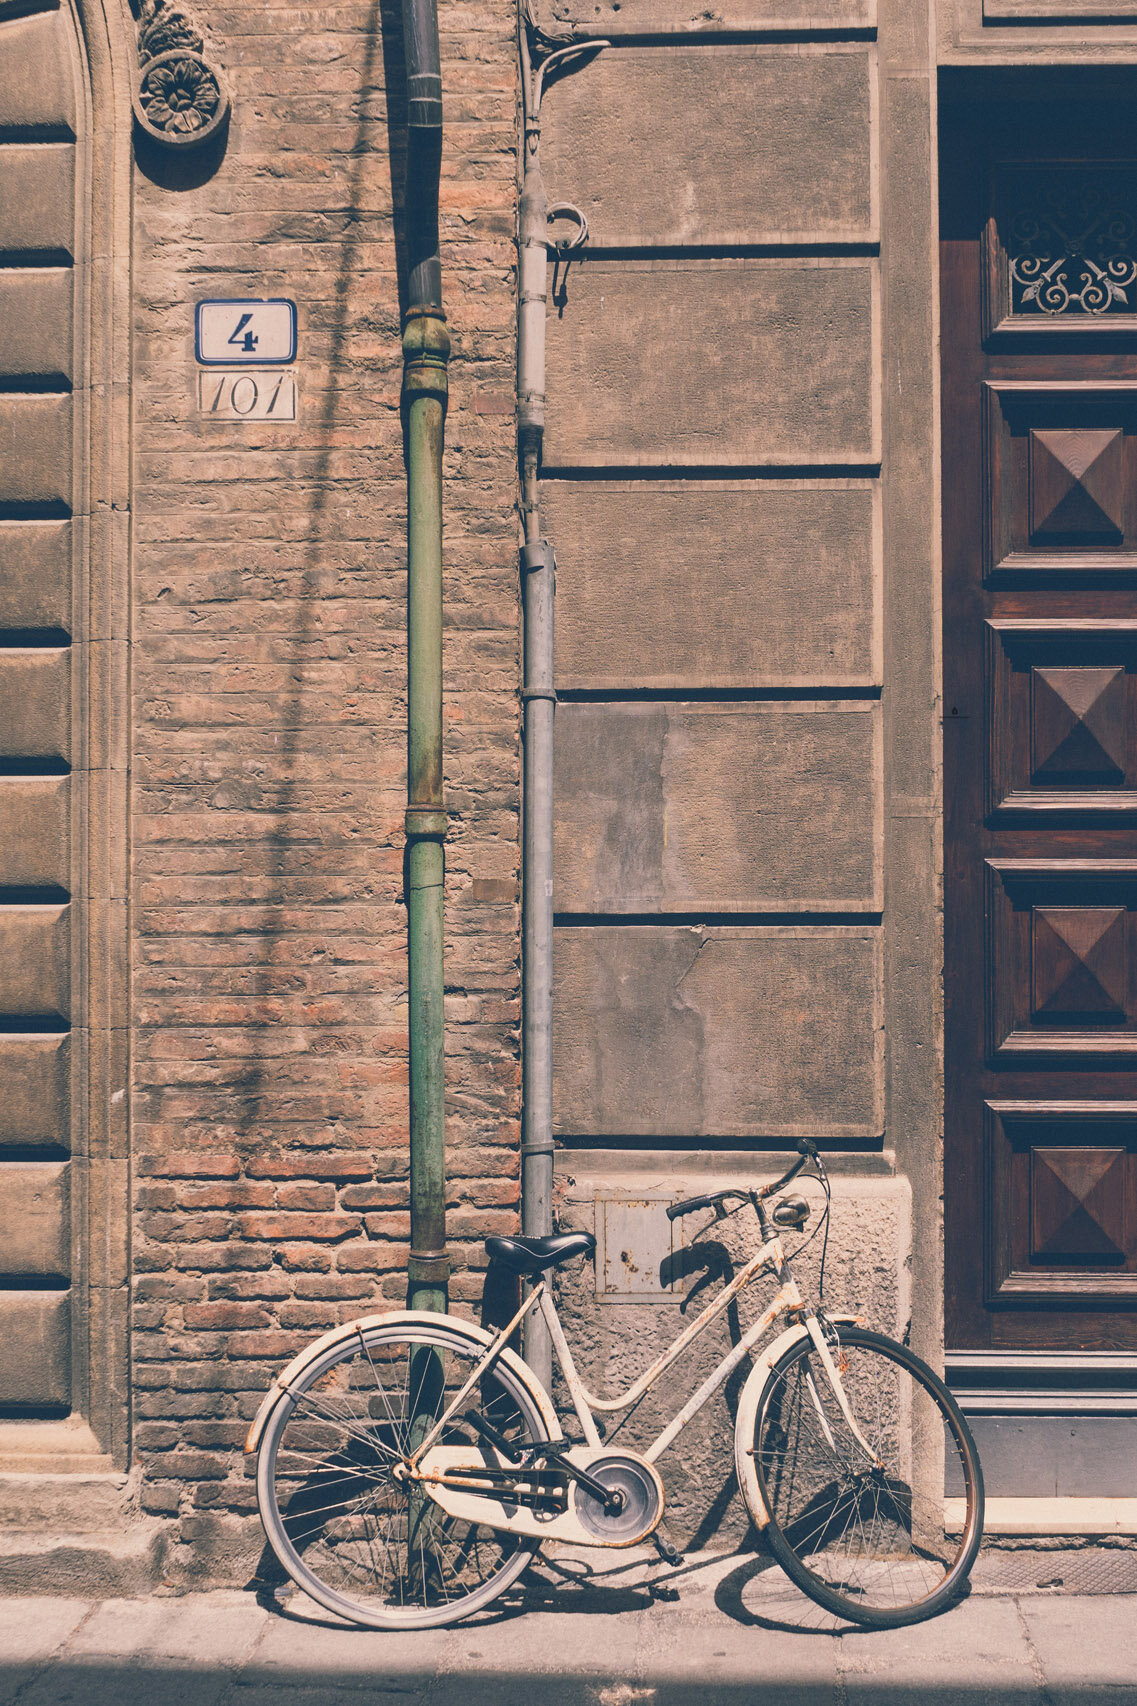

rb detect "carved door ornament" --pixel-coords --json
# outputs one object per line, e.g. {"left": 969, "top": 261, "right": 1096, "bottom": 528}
{"left": 987, "top": 165, "right": 1137, "bottom": 336}
{"left": 132, "top": 0, "right": 229, "bottom": 150}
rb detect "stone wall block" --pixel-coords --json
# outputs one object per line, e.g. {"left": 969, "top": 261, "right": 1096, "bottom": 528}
{"left": 0, "top": 146, "right": 75, "bottom": 258}
{"left": 0, "top": 12, "right": 77, "bottom": 133}
{"left": 555, "top": 702, "right": 881, "bottom": 912}
{"left": 532, "top": 0, "right": 874, "bottom": 31}
{"left": 0, "top": 905, "right": 70, "bottom": 1023}
{"left": 0, "top": 776, "right": 70, "bottom": 890}
{"left": 0, "top": 397, "right": 72, "bottom": 508}
{"left": 544, "top": 480, "right": 880, "bottom": 690}
{"left": 0, "top": 1292, "right": 70, "bottom": 1409}
{"left": 0, "top": 1035, "right": 69, "bottom": 1150}
{"left": 0, "top": 522, "right": 71, "bottom": 634}
{"left": 0, "top": 649, "right": 71, "bottom": 762}
{"left": 540, "top": 46, "right": 875, "bottom": 246}
{"left": 554, "top": 925, "right": 883, "bottom": 1138}
{"left": 0, "top": 271, "right": 73, "bottom": 385}
{"left": 0, "top": 1162, "right": 70, "bottom": 1279}
{"left": 544, "top": 260, "right": 878, "bottom": 467}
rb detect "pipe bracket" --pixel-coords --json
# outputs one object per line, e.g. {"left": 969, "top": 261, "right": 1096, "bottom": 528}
{"left": 521, "top": 687, "right": 557, "bottom": 704}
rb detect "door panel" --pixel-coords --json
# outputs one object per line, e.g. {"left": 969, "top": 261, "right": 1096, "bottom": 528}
{"left": 942, "top": 96, "right": 1137, "bottom": 1353}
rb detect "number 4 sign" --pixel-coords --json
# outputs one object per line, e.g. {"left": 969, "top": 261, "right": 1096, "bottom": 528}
{"left": 195, "top": 299, "right": 297, "bottom": 366}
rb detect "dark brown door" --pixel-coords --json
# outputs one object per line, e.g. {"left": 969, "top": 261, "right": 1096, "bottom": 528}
{"left": 943, "top": 92, "right": 1137, "bottom": 1354}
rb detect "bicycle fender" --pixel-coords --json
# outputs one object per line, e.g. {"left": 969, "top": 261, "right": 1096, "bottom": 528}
{"left": 733, "top": 1314, "right": 860, "bottom": 1530}
{"left": 243, "top": 1309, "right": 563, "bottom": 1454}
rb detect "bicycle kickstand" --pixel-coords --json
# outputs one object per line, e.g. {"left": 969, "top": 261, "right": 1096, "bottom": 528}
{"left": 650, "top": 1528, "right": 683, "bottom": 1568}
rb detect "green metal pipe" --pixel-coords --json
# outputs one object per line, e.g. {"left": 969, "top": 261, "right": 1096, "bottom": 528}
{"left": 403, "top": 306, "right": 450, "bottom": 1315}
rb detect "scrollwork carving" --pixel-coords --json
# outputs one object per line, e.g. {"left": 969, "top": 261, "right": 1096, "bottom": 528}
{"left": 1007, "top": 174, "right": 1137, "bottom": 318}
{"left": 132, "top": 0, "right": 228, "bottom": 151}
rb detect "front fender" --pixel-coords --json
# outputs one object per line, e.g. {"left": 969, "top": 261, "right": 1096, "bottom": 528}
{"left": 243, "top": 1309, "right": 562, "bottom": 1454}
{"left": 733, "top": 1314, "right": 860, "bottom": 1530}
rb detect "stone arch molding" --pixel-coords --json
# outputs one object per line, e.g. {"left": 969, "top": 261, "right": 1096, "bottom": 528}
{"left": 0, "top": 0, "right": 133, "bottom": 1474}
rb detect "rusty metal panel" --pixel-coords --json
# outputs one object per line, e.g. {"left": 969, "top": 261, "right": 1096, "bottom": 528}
{"left": 0, "top": 650, "right": 70, "bottom": 762}
{"left": 0, "top": 777, "right": 69, "bottom": 890}
{"left": 544, "top": 260, "right": 877, "bottom": 468}
{"left": 0, "top": 1292, "right": 70, "bottom": 1408}
{"left": 554, "top": 926, "right": 883, "bottom": 1140}
{"left": 0, "top": 272, "right": 73, "bottom": 385}
{"left": 0, "top": 906, "right": 70, "bottom": 1022}
{"left": 555, "top": 703, "right": 881, "bottom": 913}
{"left": 595, "top": 1194, "right": 686, "bottom": 1302}
{"left": 0, "top": 146, "right": 74, "bottom": 258}
{"left": 0, "top": 1035, "right": 69, "bottom": 1150}
{"left": 0, "top": 1163, "right": 69, "bottom": 1279}
{"left": 0, "top": 522, "right": 71, "bottom": 634}
{"left": 544, "top": 481, "right": 880, "bottom": 691}
{"left": 540, "top": 46, "right": 875, "bottom": 247}
{"left": 0, "top": 397, "right": 72, "bottom": 509}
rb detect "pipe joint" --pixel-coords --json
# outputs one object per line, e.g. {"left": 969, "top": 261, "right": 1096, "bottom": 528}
{"left": 402, "top": 308, "right": 450, "bottom": 403}
{"left": 408, "top": 1250, "right": 451, "bottom": 1286}
{"left": 406, "top": 71, "right": 443, "bottom": 130}
{"left": 521, "top": 541, "right": 553, "bottom": 574}
{"left": 405, "top": 807, "right": 448, "bottom": 841}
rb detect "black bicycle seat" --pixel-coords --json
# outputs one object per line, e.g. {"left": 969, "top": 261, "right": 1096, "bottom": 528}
{"left": 484, "top": 1232, "right": 596, "bottom": 1277}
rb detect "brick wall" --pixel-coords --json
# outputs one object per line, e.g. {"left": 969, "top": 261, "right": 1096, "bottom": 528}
{"left": 130, "top": 0, "right": 519, "bottom": 1571}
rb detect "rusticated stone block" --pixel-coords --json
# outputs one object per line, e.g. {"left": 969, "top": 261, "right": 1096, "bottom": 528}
{"left": 0, "top": 1163, "right": 70, "bottom": 1279}
{"left": 0, "top": 12, "right": 77, "bottom": 133}
{"left": 0, "top": 905, "right": 70, "bottom": 1022}
{"left": 0, "top": 272, "right": 72, "bottom": 385}
{"left": 0, "top": 522, "right": 71, "bottom": 634}
{"left": 0, "top": 1035, "right": 70, "bottom": 1149}
{"left": 0, "top": 397, "right": 71, "bottom": 508}
{"left": 0, "top": 776, "right": 70, "bottom": 890}
{"left": 0, "top": 1291, "right": 70, "bottom": 1408}
{"left": 0, "top": 650, "right": 70, "bottom": 762}
{"left": 540, "top": 46, "right": 874, "bottom": 246}
{"left": 554, "top": 926, "right": 882, "bottom": 1138}
{"left": 0, "top": 147, "right": 74, "bottom": 258}
{"left": 555, "top": 702, "right": 881, "bottom": 912}
{"left": 544, "top": 259, "right": 877, "bottom": 467}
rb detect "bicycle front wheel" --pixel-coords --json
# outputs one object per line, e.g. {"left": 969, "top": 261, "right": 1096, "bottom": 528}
{"left": 752, "top": 1325, "right": 983, "bottom": 1627}
{"left": 256, "top": 1319, "right": 551, "bottom": 1629}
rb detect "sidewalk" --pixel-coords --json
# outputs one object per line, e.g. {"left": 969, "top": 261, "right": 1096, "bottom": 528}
{"left": 2, "top": 1547, "right": 1136, "bottom": 1706}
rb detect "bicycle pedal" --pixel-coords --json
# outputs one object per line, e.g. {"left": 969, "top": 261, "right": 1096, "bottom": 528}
{"left": 650, "top": 1530, "right": 683, "bottom": 1568}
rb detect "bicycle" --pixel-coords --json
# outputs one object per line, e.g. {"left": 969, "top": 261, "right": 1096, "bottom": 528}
{"left": 245, "top": 1140, "right": 984, "bottom": 1631}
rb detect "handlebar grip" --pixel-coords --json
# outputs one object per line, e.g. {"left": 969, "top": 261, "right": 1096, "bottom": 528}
{"left": 796, "top": 1139, "right": 818, "bottom": 1158}
{"left": 666, "top": 1192, "right": 718, "bottom": 1221}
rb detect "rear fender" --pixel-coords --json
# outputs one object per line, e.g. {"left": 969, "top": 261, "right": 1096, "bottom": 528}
{"left": 243, "top": 1309, "right": 562, "bottom": 1454}
{"left": 733, "top": 1314, "right": 861, "bottom": 1530}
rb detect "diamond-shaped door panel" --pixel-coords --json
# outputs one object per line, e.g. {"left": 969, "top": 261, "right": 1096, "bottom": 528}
{"left": 1029, "top": 428, "right": 1124, "bottom": 543}
{"left": 1032, "top": 666, "right": 1127, "bottom": 784}
{"left": 1030, "top": 1147, "right": 1127, "bottom": 1261}
{"left": 1032, "top": 906, "right": 1128, "bottom": 1021}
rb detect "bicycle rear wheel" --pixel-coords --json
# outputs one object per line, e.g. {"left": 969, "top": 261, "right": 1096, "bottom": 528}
{"left": 256, "top": 1319, "right": 551, "bottom": 1629}
{"left": 752, "top": 1324, "right": 983, "bottom": 1627}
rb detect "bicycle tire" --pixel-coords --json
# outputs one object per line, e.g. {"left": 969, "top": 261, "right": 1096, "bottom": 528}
{"left": 752, "top": 1324, "right": 984, "bottom": 1628}
{"left": 256, "top": 1317, "right": 551, "bottom": 1629}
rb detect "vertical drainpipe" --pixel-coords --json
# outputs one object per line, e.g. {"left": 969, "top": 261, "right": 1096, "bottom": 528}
{"left": 402, "top": 0, "right": 450, "bottom": 1315}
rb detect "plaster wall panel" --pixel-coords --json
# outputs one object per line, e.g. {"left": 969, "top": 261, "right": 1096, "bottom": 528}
{"left": 0, "top": 777, "right": 69, "bottom": 891}
{"left": 532, "top": 0, "right": 875, "bottom": 31}
{"left": 0, "top": 522, "right": 71, "bottom": 634}
{"left": 0, "top": 1163, "right": 69, "bottom": 1279}
{"left": 0, "top": 905, "right": 70, "bottom": 1022}
{"left": 0, "top": 650, "right": 70, "bottom": 762}
{"left": 0, "top": 147, "right": 74, "bottom": 258}
{"left": 0, "top": 12, "right": 77, "bottom": 132}
{"left": 555, "top": 702, "right": 882, "bottom": 913}
{"left": 540, "top": 46, "right": 876, "bottom": 247}
{"left": 545, "top": 481, "right": 880, "bottom": 690}
{"left": 0, "top": 1036, "right": 69, "bottom": 1149}
{"left": 0, "top": 1293, "right": 69, "bottom": 1409}
{"left": 0, "top": 397, "right": 72, "bottom": 509}
{"left": 553, "top": 926, "right": 883, "bottom": 1138}
{"left": 0, "top": 272, "right": 72, "bottom": 387}
{"left": 543, "top": 260, "right": 878, "bottom": 467}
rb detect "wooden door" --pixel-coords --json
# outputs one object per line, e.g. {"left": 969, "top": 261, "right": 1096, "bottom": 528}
{"left": 943, "top": 93, "right": 1137, "bottom": 1353}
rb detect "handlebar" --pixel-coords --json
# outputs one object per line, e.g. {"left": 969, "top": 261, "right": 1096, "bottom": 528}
{"left": 666, "top": 1141, "right": 819, "bottom": 1221}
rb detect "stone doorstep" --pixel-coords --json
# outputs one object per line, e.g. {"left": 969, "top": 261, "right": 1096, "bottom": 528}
{"left": 0, "top": 1523, "right": 167, "bottom": 1597}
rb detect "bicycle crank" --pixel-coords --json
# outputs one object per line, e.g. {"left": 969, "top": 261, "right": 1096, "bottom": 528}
{"left": 571, "top": 1453, "right": 664, "bottom": 1545}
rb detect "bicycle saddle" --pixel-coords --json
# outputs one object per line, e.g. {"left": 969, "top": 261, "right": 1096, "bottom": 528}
{"left": 484, "top": 1232, "right": 596, "bottom": 1276}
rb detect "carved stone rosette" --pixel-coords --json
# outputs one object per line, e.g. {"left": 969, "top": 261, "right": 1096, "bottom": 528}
{"left": 132, "top": 0, "right": 229, "bottom": 150}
